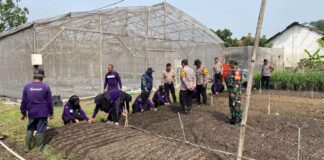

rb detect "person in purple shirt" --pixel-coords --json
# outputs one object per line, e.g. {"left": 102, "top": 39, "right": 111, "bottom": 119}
{"left": 132, "top": 91, "right": 157, "bottom": 113}
{"left": 91, "top": 89, "right": 123, "bottom": 125}
{"left": 104, "top": 64, "right": 122, "bottom": 91}
{"left": 62, "top": 95, "right": 91, "bottom": 125}
{"left": 153, "top": 85, "right": 171, "bottom": 108}
{"left": 20, "top": 68, "right": 53, "bottom": 152}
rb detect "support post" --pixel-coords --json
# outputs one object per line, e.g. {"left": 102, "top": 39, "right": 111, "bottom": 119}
{"left": 163, "top": 0, "right": 167, "bottom": 40}
{"left": 297, "top": 127, "right": 301, "bottom": 160}
{"left": 178, "top": 112, "right": 187, "bottom": 143}
{"left": 145, "top": 9, "right": 149, "bottom": 68}
{"left": 236, "top": 0, "right": 267, "bottom": 159}
{"left": 99, "top": 13, "right": 104, "bottom": 93}
{"left": 267, "top": 91, "right": 271, "bottom": 115}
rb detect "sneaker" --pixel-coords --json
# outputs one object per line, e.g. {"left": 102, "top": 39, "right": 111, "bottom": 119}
{"left": 106, "top": 120, "right": 114, "bottom": 124}
{"left": 114, "top": 122, "right": 119, "bottom": 126}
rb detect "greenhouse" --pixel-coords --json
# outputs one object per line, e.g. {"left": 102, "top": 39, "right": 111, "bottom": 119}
{"left": 0, "top": 2, "right": 224, "bottom": 98}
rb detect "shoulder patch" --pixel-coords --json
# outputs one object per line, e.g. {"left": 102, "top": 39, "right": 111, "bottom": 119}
{"left": 203, "top": 67, "right": 209, "bottom": 75}
{"left": 180, "top": 68, "right": 186, "bottom": 78}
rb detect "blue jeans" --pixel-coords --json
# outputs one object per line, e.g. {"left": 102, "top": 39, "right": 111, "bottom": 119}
{"left": 27, "top": 117, "right": 48, "bottom": 133}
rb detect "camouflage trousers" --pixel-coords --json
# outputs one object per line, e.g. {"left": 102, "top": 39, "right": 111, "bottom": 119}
{"left": 228, "top": 92, "right": 242, "bottom": 119}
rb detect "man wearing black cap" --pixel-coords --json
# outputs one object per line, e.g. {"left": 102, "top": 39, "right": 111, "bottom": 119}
{"left": 225, "top": 60, "right": 243, "bottom": 125}
{"left": 194, "top": 59, "right": 210, "bottom": 106}
{"left": 141, "top": 67, "right": 154, "bottom": 95}
{"left": 20, "top": 68, "right": 53, "bottom": 152}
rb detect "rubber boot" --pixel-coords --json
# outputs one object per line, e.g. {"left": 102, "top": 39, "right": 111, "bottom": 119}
{"left": 24, "top": 131, "right": 34, "bottom": 153}
{"left": 235, "top": 117, "right": 242, "bottom": 125}
{"left": 229, "top": 116, "right": 236, "bottom": 125}
{"left": 35, "top": 133, "right": 45, "bottom": 151}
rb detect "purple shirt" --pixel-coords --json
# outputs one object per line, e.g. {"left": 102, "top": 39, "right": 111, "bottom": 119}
{"left": 20, "top": 82, "right": 53, "bottom": 119}
{"left": 153, "top": 91, "right": 169, "bottom": 104}
{"left": 104, "top": 71, "right": 122, "bottom": 90}
{"left": 92, "top": 89, "right": 122, "bottom": 118}
{"left": 133, "top": 95, "right": 155, "bottom": 111}
{"left": 62, "top": 102, "right": 89, "bottom": 121}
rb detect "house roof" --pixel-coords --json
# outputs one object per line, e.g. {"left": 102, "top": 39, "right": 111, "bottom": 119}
{"left": 268, "top": 22, "right": 324, "bottom": 42}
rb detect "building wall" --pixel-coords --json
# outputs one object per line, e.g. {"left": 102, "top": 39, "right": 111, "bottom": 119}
{"left": 269, "top": 25, "right": 324, "bottom": 68}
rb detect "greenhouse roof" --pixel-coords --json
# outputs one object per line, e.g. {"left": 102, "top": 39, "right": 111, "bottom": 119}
{"left": 0, "top": 2, "right": 223, "bottom": 44}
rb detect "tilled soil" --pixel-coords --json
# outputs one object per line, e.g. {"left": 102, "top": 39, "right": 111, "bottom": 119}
{"left": 48, "top": 91, "right": 324, "bottom": 160}
{"left": 48, "top": 123, "right": 231, "bottom": 160}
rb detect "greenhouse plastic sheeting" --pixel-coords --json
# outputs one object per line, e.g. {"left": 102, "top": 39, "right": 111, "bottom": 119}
{"left": 0, "top": 2, "right": 224, "bottom": 98}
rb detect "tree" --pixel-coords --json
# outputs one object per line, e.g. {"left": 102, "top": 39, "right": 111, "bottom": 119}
{"left": 317, "top": 36, "right": 324, "bottom": 47}
{"left": 310, "top": 20, "right": 324, "bottom": 32}
{"left": 211, "top": 28, "right": 234, "bottom": 47}
{"left": 0, "top": 0, "right": 29, "bottom": 32}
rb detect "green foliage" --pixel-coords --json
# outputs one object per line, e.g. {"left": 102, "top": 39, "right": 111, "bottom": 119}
{"left": 317, "top": 36, "right": 324, "bottom": 47}
{"left": 0, "top": 0, "right": 29, "bottom": 32}
{"left": 211, "top": 28, "right": 271, "bottom": 47}
{"left": 310, "top": 19, "right": 324, "bottom": 32}
{"left": 253, "top": 70, "right": 324, "bottom": 91}
{"left": 211, "top": 28, "right": 235, "bottom": 47}
{"left": 298, "top": 49, "right": 324, "bottom": 71}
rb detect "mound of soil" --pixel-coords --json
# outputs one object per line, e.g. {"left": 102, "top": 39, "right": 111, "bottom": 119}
{"left": 48, "top": 91, "right": 324, "bottom": 160}
{"left": 48, "top": 123, "right": 231, "bottom": 160}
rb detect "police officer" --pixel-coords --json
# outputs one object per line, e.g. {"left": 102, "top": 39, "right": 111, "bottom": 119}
{"left": 62, "top": 95, "right": 91, "bottom": 125}
{"left": 225, "top": 60, "right": 242, "bottom": 125}
{"left": 104, "top": 64, "right": 122, "bottom": 91}
{"left": 141, "top": 67, "right": 154, "bottom": 96}
{"left": 20, "top": 68, "right": 53, "bottom": 152}
{"left": 161, "top": 63, "right": 177, "bottom": 103}
{"left": 194, "top": 59, "right": 210, "bottom": 106}
{"left": 179, "top": 59, "right": 196, "bottom": 114}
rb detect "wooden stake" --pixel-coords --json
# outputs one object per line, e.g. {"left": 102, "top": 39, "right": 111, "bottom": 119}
{"left": 178, "top": 112, "right": 187, "bottom": 143}
{"left": 124, "top": 102, "right": 129, "bottom": 127}
{"left": 297, "top": 127, "right": 301, "bottom": 160}
{"left": 237, "top": 0, "right": 267, "bottom": 159}
{"left": 267, "top": 91, "right": 271, "bottom": 115}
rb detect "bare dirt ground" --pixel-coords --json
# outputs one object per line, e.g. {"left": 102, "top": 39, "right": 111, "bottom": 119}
{"left": 19, "top": 90, "right": 324, "bottom": 160}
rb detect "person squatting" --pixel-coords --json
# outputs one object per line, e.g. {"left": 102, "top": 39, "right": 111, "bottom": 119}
{"left": 20, "top": 58, "right": 249, "bottom": 152}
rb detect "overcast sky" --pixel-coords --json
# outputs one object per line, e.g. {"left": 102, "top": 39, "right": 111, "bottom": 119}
{"left": 19, "top": 0, "right": 324, "bottom": 38}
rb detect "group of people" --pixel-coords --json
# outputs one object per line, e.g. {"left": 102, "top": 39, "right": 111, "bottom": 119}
{"left": 19, "top": 57, "right": 274, "bottom": 152}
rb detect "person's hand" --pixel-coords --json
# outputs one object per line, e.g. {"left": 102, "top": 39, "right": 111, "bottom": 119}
{"left": 165, "top": 103, "right": 170, "bottom": 106}
{"left": 89, "top": 117, "right": 95, "bottom": 123}
{"left": 49, "top": 114, "right": 54, "bottom": 119}
{"left": 153, "top": 108, "right": 158, "bottom": 112}
{"left": 21, "top": 115, "right": 26, "bottom": 120}
{"left": 75, "top": 119, "right": 80, "bottom": 123}
{"left": 141, "top": 109, "right": 144, "bottom": 112}
{"left": 88, "top": 119, "right": 92, "bottom": 124}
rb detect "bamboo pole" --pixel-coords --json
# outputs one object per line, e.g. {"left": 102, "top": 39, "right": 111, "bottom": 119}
{"left": 0, "top": 141, "right": 26, "bottom": 160}
{"left": 236, "top": 0, "right": 267, "bottom": 159}
{"left": 177, "top": 112, "right": 187, "bottom": 143}
{"left": 124, "top": 102, "right": 129, "bottom": 127}
{"left": 267, "top": 91, "right": 271, "bottom": 115}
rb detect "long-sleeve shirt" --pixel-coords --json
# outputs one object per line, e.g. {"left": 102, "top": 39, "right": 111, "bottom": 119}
{"left": 20, "top": 82, "right": 53, "bottom": 119}
{"left": 104, "top": 71, "right": 122, "bottom": 90}
{"left": 180, "top": 66, "right": 196, "bottom": 91}
{"left": 132, "top": 95, "right": 155, "bottom": 111}
{"left": 153, "top": 91, "right": 169, "bottom": 104}
{"left": 141, "top": 72, "right": 153, "bottom": 92}
{"left": 62, "top": 103, "right": 89, "bottom": 121}
{"left": 161, "top": 69, "right": 176, "bottom": 84}
{"left": 92, "top": 89, "right": 122, "bottom": 118}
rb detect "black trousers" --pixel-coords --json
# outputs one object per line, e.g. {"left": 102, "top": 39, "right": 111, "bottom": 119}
{"left": 164, "top": 82, "right": 177, "bottom": 103}
{"left": 196, "top": 85, "right": 207, "bottom": 104}
{"left": 180, "top": 90, "right": 194, "bottom": 112}
{"left": 261, "top": 76, "right": 270, "bottom": 89}
{"left": 108, "top": 98, "right": 122, "bottom": 123}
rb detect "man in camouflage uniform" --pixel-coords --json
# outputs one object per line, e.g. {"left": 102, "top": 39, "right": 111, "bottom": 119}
{"left": 226, "top": 60, "right": 242, "bottom": 125}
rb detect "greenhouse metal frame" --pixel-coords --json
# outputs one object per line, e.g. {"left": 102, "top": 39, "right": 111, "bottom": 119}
{"left": 0, "top": 2, "right": 224, "bottom": 98}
